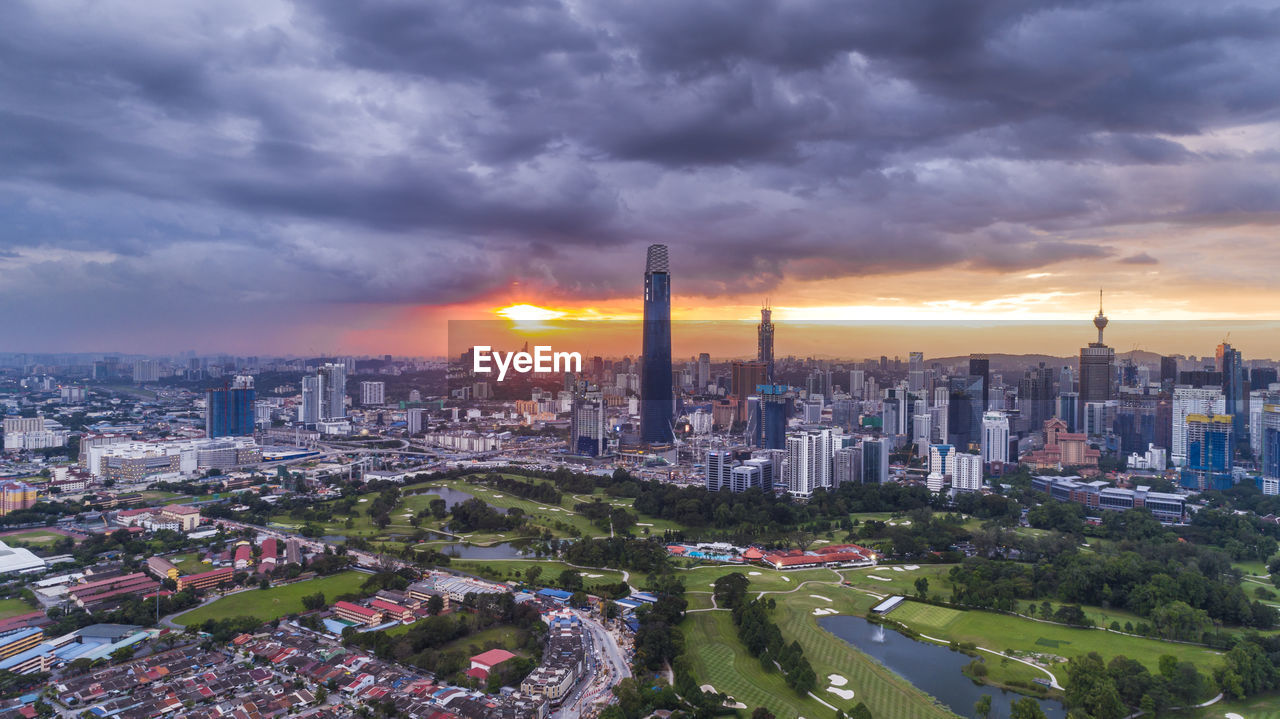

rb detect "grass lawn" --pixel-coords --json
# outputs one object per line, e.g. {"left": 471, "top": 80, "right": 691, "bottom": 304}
{"left": 0, "top": 598, "right": 36, "bottom": 620}
{"left": 273, "top": 474, "right": 691, "bottom": 547}
{"left": 175, "top": 571, "right": 368, "bottom": 626}
{"left": 448, "top": 559, "right": 624, "bottom": 591}
{"left": 676, "top": 565, "right": 842, "bottom": 594}
{"left": 439, "top": 625, "right": 529, "bottom": 657}
{"left": 1170, "top": 692, "right": 1280, "bottom": 717}
{"left": 889, "top": 599, "right": 1224, "bottom": 679}
{"left": 1, "top": 529, "right": 70, "bottom": 547}
{"left": 682, "top": 596, "right": 955, "bottom": 719}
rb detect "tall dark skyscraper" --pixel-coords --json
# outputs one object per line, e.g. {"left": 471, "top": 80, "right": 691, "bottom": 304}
{"left": 758, "top": 302, "right": 774, "bottom": 382}
{"left": 640, "top": 244, "right": 674, "bottom": 445}
{"left": 968, "top": 354, "right": 990, "bottom": 411}
{"left": 1079, "top": 290, "right": 1115, "bottom": 430}
{"left": 1217, "top": 342, "right": 1246, "bottom": 437}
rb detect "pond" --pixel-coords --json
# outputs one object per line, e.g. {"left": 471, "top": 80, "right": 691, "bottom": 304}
{"left": 435, "top": 541, "right": 530, "bottom": 559}
{"left": 819, "top": 615, "right": 1066, "bottom": 719}
{"left": 418, "top": 486, "right": 508, "bottom": 513}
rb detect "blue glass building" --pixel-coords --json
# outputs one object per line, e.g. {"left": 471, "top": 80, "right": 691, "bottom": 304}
{"left": 206, "top": 384, "right": 256, "bottom": 438}
{"left": 640, "top": 244, "right": 674, "bottom": 445}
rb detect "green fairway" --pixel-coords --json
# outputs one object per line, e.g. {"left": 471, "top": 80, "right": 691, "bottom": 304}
{"left": 271, "top": 474, "right": 689, "bottom": 547}
{"left": 676, "top": 564, "right": 842, "bottom": 593}
{"left": 1170, "top": 691, "right": 1280, "bottom": 717}
{"left": 890, "top": 599, "right": 1224, "bottom": 680}
{"left": 448, "top": 559, "right": 624, "bottom": 591}
{"left": 0, "top": 598, "right": 36, "bottom": 619}
{"left": 682, "top": 593, "right": 957, "bottom": 719}
{"left": 174, "top": 571, "right": 367, "bottom": 626}
{"left": 891, "top": 601, "right": 963, "bottom": 630}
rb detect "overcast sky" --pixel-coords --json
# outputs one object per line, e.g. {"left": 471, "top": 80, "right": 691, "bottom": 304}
{"left": 3, "top": 0, "right": 1279, "bottom": 356}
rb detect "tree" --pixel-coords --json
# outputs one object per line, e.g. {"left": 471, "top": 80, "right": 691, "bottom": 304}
{"left": 1009, "top": 697, "right": 1046, "bottom": 719}
{"left": 914, "top": 576, "right": 929, "bottom": 600}
{"left": 751, "top": 708, "right": 775, "bottom": 719}
{"left": 525, "top": 565, "right": 542, "bottom": 585}
{"left": 973, "top": 695, "right": 992, "bottom": 719}
{"left": 301, "top": 592, "right": 326, "bottom": 611}
{"left": 426, "top": 595, "right": 444, "bottom": 616}
{"left": 848, "top": 703, "right": 872, "bottom": 719}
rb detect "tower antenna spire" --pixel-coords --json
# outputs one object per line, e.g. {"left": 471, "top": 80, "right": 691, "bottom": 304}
{"left": 1099, "top": 288, "right": 1103, "bottom": 314}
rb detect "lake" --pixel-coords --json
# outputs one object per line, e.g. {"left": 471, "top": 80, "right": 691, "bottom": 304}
{"left": 819, "top": 614, "right": 1066, "bottom": 719}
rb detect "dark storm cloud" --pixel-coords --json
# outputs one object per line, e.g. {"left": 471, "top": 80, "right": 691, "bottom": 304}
{"left": 1, "top": 0, "right": 1279, "bottom": 349}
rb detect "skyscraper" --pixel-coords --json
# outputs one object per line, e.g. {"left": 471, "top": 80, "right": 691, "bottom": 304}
{"left": 696, "top": 353, "right": 711, "bottom": 392}
{"left": 300, "top": 375, "right": 322, "bottom": 424}
{"left": 1172, "top": 387, "right": 1225, "bottom": 467}
{"left": 758, "top": 302, "right": 774, "bottom": 382}
{"left": 1181, "top": 414, "right": 1234, "bottom": 491}
{"left": 731, "top": 360, "right": 768, "bottom": 425}
{"left": 206, "top": 375, "right": 256, "bottom": 438}
{"left": 360, "top": 381, "right": 385, "bottom": 406}
{"left": 640, "top": 244, "right": 674, "bottom": 445}
{"left": 981, "top": 411, "right": 1010, "bottom": 465}
{"left": 1217, "top": 342, "right": 1247, "bottom": 438}
{"left": 318, "top": 363, "right": 347, "bottom": 419}
{"left": 908, "top": 351, "right": 925, "bottom": 392}
{"left": 968, "top": 354, "right": 990, "bottom": 411}
{"left": 1079, "top": 290, "right": 1115, "bottom": 428}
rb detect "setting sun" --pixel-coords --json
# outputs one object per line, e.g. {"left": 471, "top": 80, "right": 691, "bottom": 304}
{"left": 495, "top": 304, "right": 567, "bottom": 321}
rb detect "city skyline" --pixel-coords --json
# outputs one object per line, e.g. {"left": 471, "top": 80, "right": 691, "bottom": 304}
{"left": 2, "top": 1, "right": 1280, "bottom": 354}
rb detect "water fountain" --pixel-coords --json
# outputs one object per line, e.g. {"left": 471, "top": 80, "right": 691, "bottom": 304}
{"left": 872, "top": 625, "right": 886, "bottom": 643}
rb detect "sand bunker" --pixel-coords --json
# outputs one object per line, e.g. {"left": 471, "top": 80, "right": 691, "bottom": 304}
{"left": 781, "top": 576, "right": 791, "bottom": 582}
{"left": 636, "top": 522, "right": 653, "bottom": 526}
{"left": 1225, "top": 714, "right": 1244, "bottom": 719}
{"left": 811, "top": 608, "right": 838, "bottom": 616}
{"left": 905, "top": 565, "right": 920, "bottom": 570}
{"left": 868, "top": 575, "right": 892, "bottom": 582}
{"left": 828, "top": 675, "right": 847, "bottom": 687}
{"left": 491, "top": 494, "right": 504, "bottom": 498}
{"left": 892, "top": 566, "right": 904, "bottom": 572}
{"left": 810, "top": 594, "right": 833, "bottom": 602}
{"left": 827, "top": 687, "right": 855, "bottom": 700}
{"left": 749, "top": 571, "right": 761, "bottom": 576}
{"left": 586, "top": 574, "right": 603, "bottom": 578}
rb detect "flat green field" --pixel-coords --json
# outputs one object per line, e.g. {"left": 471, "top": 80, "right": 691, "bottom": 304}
{"left": 1, "top": 529, "right": 69, "bottom": 546}
{"left": 448, "top": 559, "right": 624, "bottom": 591}
{"left": 0, "top": 598, "right": 36, "bottom": 619}
{"left": 887, "top": 598, "right": 1223, "bottom": 678}
{"left": 271, "top": 474, "right": 688, "bottom": 546}
{"left": 890, "top": 601, "right": 963, "bottom": 630}
{"left": 175, "top": 571, "right": 367, "bottom": 626}
{"left": 1170, "top": 692, "right": 1280, "bottom": 717}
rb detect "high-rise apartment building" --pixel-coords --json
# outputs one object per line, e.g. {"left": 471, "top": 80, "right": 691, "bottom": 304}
{"left": 0, "top": 480, "right": 37, "bottom": 515}
{"left": 206, "top": 376, "right": 256, "bottom": 438}
{"left": 1172, "top": 387, "right": 1225, "bottom": 466}
{"left": 785, "top": 429, "right": 833, "bottom": 498}
{"left": 360, "top": 381, "right": 386, "bottom": 406}
{"left": 696, "top": 353, "right": 711, "bottom": 392}
{"left": 640, "top": 244, "right": 674, "bottom": 445}
{"left": 406, "top": 408, "right": 427, "bottom": 435}
{"left": 953, "top": 452, "right": 984, "bottom": 493}
{"left": 300, "top": 375, "right": 323, "bottom": 424}
{"left": 981, "top": 411, "right": 1010, "bottom": 465}
{"left": 132, "top": 359, "right": 161, "bottom": 384}
{"left": 861, "top": 437, "right": 889, "bottom": 484}
{"left": 1181, "top": 414, "right": 1234, "bottom": 491}
{"left": 319, "top": 363, "right": 347, "bottom": 419}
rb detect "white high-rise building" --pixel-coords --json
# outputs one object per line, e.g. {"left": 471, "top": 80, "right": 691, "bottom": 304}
{"left": 697, "top": 353, "right": 711, "bottom": 392}
{"left": 300, "top": 375, "right": 323, "bottom": 424}
{"left": 912, "top": 414, "right": 932, "bottom": 448}
{"left": 785, "top": 429, "right": 833, "bottom": 498}
{"left": 319, "top": 363, "right": 347, "bottom": 419}
{"left": 360, "top": 381, "right": 386, "bottom": 406}
{"left": 132, "top": 359, "right": 160, "bottom": 383}
{"left": 406, "top": 408, "right": 427, "bottom": 434}
{"left": 834, "top": 446, "right": 861, "bottom": 486}
{"left": 929, "top": 443, "right": 956, "bottom": 476}
{"left": 953, "top": 452, "right": 984, "bottom": 492}
{"left": 981, "top": 411, "right": 1010, "bottom": 465}
{"left": 1172, "top": 387, "right": 1226, "bottom": 467}
{"left": 849, "top": 370, "right": 864, "bottom": 399}
{"left": 706, "top": 449, "right": 733, "bottom": 492}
